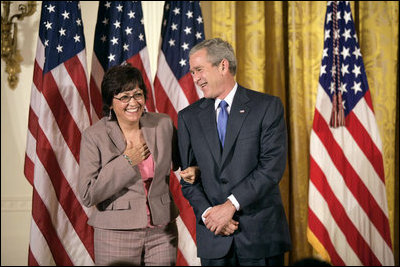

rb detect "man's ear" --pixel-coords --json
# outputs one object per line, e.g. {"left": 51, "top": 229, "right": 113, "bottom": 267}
{"left": 221, "top": 59, "right": 228, "bottom": 72}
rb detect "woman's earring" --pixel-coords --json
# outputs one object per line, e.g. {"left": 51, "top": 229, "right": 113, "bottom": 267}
{"left": 108, "top": 109, "right": 112, "bottom": 120}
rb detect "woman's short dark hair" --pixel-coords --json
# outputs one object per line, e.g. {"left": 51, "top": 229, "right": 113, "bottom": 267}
{"left": 101, "top": 63, "right": 147, "bottom": 120}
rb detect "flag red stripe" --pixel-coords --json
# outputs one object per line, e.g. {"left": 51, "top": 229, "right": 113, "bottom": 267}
{"left": 33, "top": 61, "right": 43, "bottom": 93}
{"left": 27, "top": 104, "right": 39, "bottom": 139}
{"left": 170, "top": 171, "right": 197, "bottom": 242}
{"left": 346, "top": 111, "right": 385, "bottom": 182}
{"left": 308, "top": 208, "right": 346, "bottom": 266}
{"left": 41, "top": 71, "right": 82, "bottom": 162}
{"left": 64, "top": 56, "right": 92, "bottom": 124}
{"left": 35, "top": 124, "right": 94, "bottom": 259}
{"left": 31, "top": 188, "right": 73, "bottom": 265}
{"left": 176, "top": 248, "right": 189, "bottom": 266}
{"left": 24, "top": 155, "right": 34, "bottom": 186}
{"left": 28, "top": 247, "right": 39, "bottom": 266}
{"left": 89, "top": 76, "right": 103, "bottom": 119}
{"left": 178, "top": 73, "right": 199, "bottom": 105}
{"left": 25, "top": 106, "right": 38, "bottom": 186}
{"left": 154, "top": 76, "right": 178, "bottom": 126}
{"left": 310, "top": 156, "right": 382, "bottom": 265}
{"left": 126, "top": 54, "right": 155, "bottom": 112}
{"left": 313, "top": 110, "right": 392, "bottom": 246}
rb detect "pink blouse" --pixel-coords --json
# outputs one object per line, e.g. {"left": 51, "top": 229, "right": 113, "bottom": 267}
{"left": 137, "top": 154, "right": 155, "bottom": 227}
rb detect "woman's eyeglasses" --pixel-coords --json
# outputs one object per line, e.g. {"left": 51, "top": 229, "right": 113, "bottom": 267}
{"left": 114, "top": 92, "right": 144, "bottom": 103}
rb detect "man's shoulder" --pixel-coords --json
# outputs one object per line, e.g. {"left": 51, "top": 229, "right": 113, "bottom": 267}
{"left": 238, "top": 86, "right": 284, "bottom": 118}
{"left": 179, "top": 97, "right": 207, "bottom": 115}
{"left": 239, "top": 85, "right": 281, "bottom": 104}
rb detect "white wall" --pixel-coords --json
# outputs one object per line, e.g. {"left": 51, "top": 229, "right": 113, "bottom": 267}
{"left": 1, "top": 1, "right": 165, "bottom": 265}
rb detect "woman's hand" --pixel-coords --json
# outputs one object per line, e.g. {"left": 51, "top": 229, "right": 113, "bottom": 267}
{"left": 123, "top": 140, "right": 150, "bottom": 166}
{"left": 180, "top": 166, "right": 200, "bottom": 184}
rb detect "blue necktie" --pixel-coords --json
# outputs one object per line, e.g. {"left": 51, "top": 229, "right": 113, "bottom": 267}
{"left": 217, "top": 100, "right": 228, "bottom": 148}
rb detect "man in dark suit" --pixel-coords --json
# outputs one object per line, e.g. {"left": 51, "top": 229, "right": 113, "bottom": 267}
{"left": 178, "top": 38, "right": 291, "bottom": 266}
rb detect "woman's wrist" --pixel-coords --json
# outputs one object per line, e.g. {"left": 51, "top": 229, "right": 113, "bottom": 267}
{"left": 122, "top": 154, "right": 133, "bottom": 166}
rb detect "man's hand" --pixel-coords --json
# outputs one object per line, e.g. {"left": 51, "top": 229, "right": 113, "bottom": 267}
{"left": 180, "top": 166, "right": 200, "bottom": 184}
{"left": 204, "top": 200, "right": 238, "bottom": 235}
{"left": 219, "top": 219, "right": 239, "bottom": 236}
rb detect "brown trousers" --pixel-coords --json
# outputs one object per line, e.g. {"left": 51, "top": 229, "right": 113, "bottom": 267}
{"left": 94, "top": 221, "right": 178, "bottom": 266}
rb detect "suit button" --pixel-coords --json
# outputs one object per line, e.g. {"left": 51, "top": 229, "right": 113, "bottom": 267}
{"left": 221, "top": 178, "right": 228, "bottom": 184}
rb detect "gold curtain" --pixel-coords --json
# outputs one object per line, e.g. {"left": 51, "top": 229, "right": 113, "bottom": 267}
{"left": 202, "top": 1, "right": 399, "bottom": 264}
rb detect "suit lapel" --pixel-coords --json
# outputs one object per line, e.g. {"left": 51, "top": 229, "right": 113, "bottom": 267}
{"left": 198, "top": 98, "right": 222, "bottom": 165}
{"left": 221, "top": 86, "right": 251, "bottom": 166}
{"left": 106, "top": 120, "right": 126, "bottom": 153}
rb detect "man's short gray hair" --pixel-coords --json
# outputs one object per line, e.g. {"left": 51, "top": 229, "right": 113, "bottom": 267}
{"left": 189, "top": 38, "right": 237, "bottom": 75}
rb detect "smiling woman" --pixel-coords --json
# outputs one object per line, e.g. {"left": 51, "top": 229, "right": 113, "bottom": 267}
{"left": 77, "top": 63, "right": 198, "bottom": 266}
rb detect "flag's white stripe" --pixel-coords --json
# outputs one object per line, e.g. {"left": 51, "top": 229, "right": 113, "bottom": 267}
{"left": 311, "top": 130, "right": 393, "bottom": 264}
{"left": 352, "top": 96, "right": 383, "bottom": 150}
{"left": 315, "top": 84, "right": 334, "bottom": 121}
{"left": 140, "top": 47, "right": 153, "bottom": 87}
{"left": 90, "top": 54, "right": 105, "bottom": 91}
{"left": 77, "top": 50, "right": 89, "bottom": 83}
{"left": 315, "top": 85, "right": 388, "bottom": 214}
{"left": 174, "top": 169, "right": 182, "bottom": 182}
{"left": 140, "top": 47, "right": 157, "bottom": 111}
{"left": 140, "top": 47, "right": 152, "bottom": 79}
{"left": 36, "top": 39, "right": 45, "bottom": 69}
{"left": 33, "top": 152, "right": 93, "bottom": 265}
{"left": 77, "top": 50, "right": 99, "bottom": 123}
{"left": 88, "top": 55, "right": 102, "bottom": 123}
{"left": 25, "top": 131, "right": 37, "bottom": 166}
{"left": 31, "top": 83, "right": 92, "bottom": 217}
{"left": 309, "top": 182, "right": 362, "bottom": 265}
{"left": 26, "top": 83, "right": 41, "bottom": 161}
{"left": 51, "top": 62, "right": 91, "bottom": 133}
{"left": 156, "top": 51, "right": 189, "bottom": 112}
{"left": 29, "top": 218, "right": 56, "bottom": 265}
{"left": 176, "top": 216, "right": 201, "bottom": 266}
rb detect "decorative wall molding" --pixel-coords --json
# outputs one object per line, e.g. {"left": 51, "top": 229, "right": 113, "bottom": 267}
{"left": 1, "top": 196, "right": 32, "bottom": 212}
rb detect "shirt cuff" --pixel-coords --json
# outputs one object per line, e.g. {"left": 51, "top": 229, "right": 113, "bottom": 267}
{"left": 201, "top": 207, "right": 212, "bottom": 224}
{"left": 228, "top": 194, "right": 240, "bottom": 211}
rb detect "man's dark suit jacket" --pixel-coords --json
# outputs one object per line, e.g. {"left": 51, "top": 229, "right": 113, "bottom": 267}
{"left": 178, "top": 85, "right": 291, "bottom": 259}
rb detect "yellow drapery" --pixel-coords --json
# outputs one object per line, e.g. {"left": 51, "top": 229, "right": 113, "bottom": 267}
{"left": 202, "top": 1, "right": 399, "bottom": 264}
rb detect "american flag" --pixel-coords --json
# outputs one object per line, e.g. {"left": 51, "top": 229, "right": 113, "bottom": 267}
{"left": 153, "top": 1, "right": 204, "bottom": 265}
{"left": 24, "top": 2, "right": 95, "bottom": 265}
{"left": 307, "top": 1, "right": 394, "bottom": 266}
{"left": 90, "top": 1, "right": 155, "bottom": 119}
